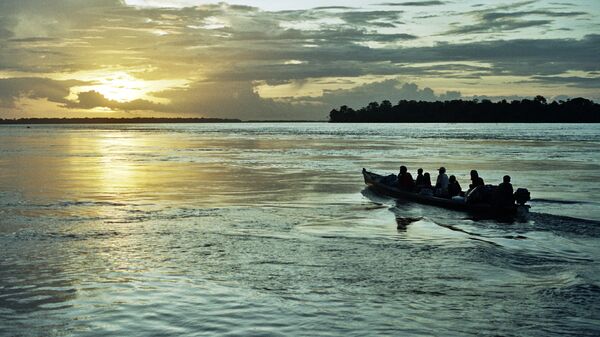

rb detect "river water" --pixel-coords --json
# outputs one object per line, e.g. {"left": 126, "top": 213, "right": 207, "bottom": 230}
{"left": 1, "top": 123, "right": 599, "bottom": 336}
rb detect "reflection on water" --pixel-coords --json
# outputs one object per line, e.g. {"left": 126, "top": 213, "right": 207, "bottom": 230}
{"left": 1, "top": 123, "right": 599, "bottom": 336}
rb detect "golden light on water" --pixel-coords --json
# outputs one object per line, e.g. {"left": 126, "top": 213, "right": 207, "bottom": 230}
{"left": 62, "top": 132, "right": 152, "bottom": 205}
{"left": 97, "top": 135, "right": 138, "bottom": 191}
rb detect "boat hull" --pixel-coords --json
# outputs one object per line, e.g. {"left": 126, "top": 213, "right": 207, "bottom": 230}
{"left": 362, "top": 169, "right": 528, "bottom": 217}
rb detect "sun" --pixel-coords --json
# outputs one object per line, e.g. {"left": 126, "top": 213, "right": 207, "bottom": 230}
{"left": 75, "top": 71, "right": 150, "bottom": 103}
{"left": 91, "top": 72, "right": 149, "bottom": 102}
{"left": 66, "top": 70, "right": 188, "bottom": 105}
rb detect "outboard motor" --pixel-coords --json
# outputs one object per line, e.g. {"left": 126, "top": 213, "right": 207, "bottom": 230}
{"left": 514, "top": 188, "right": 530, "bottom": 205}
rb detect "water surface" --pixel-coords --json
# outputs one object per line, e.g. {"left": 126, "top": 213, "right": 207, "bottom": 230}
{"left": 1, "top": 123, "right": 599, "bottom": 336}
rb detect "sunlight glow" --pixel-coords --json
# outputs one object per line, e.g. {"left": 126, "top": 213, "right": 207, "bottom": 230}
{"left": 89, "top": 72, "right": 148, "bottom": 102}
{"left": 67, "top": 71, "right": 188, "bottom": 104}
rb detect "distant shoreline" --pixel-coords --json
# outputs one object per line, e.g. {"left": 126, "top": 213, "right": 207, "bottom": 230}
{"left": 0, "top": 117, "right": 243, "bottom": 124}
{"left": 0, "top": 118, "right": 331, "bottom": 124}
{"left": 2, "top": 118, "right": 600, "bottom": 124}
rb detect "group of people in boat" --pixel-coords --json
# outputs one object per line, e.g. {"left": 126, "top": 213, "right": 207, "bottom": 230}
{"left": 397, "top": 165, "right": 515, "bottom": 205}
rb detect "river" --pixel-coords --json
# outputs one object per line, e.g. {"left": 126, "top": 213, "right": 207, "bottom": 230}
{"left": 1, "top": 123, "right": 599, "bottom": 336}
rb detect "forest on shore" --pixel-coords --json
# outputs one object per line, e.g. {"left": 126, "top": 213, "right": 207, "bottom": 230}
{"left": 329, "top": 96, "right": 600, "bottom": 123}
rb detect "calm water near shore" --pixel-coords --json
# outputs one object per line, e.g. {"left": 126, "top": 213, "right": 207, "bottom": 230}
{"left": 1, "top": 123, "right": 599, "bottom": 336}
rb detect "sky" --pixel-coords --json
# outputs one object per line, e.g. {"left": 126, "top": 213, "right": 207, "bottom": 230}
{"left": 0, "top": 0, "right": 598, "bottom": 120}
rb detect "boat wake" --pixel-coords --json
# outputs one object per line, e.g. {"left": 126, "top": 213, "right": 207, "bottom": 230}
{"left": 362, "top": 185, "right": 600, "bottom": 239}
{"left": 531, "top": 198, "right": 593, "bottom": 205}
{"left": 528, "top": 212, "right": 600, "bottom": 237}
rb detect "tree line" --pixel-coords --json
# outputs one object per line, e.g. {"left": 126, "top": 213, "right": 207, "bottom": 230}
{"left": 329, "top": 96, "right": 600, "bottom": 123}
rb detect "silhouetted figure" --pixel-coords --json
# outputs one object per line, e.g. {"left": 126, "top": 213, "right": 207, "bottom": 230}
{"left": 417, "top": 172, "right": 434, "bottom": 196}
{"left": 435, "top": 166, "right": 449, "bottom": 197}
{"left": 422, "top": 172, "right": 432, "bottom": 189}
{"left": 415, "top": 168, "right": 426, "bottom": 187}
{"left": 469, "top": 170, "right": 485, "bottom": 190}
{"left": 398, "top": 165, "right": 415, "bottom": 191}
{"left": 497, "top": 175, "right": 514, "bottom": 205}
{"left": 448, "top": 175, "right": 462, "bottom": 198}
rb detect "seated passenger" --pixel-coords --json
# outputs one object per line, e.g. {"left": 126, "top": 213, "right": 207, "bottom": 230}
{"left": 435, "top": 166, "right": 449, "bottom": 197}
{"left": 415, "top": 168, "right": 426, "bottom": 187}
{"left": 497, "top": 175, "right": 515, "bottom": 205}
{"left": 418, "top": 172, "right": 433, "bottom": 195}
{"left": 469, "top": 169, "right": 485, "bottom": 190}
{"left": 398, "top": 165, "right": 415, "bottom": 191}
{"left": 422, "top": 172, "right": 432, "bottom": 189}
{"left": 448, "top": 175, "right": 462, "bottom": 197}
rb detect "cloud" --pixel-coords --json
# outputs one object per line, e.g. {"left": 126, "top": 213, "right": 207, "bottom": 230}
{"left": 63, "top": 90, "right": 162, "bottom": 111}
{"left": 446, "top": 19, "right": 553, "bottom": 35}
{"left": 214, "top": 34, "right": 600, "bottom": 82}
{"left": 312, "top": 6, "right": 355, "bottom": 10}
{"left": 64, "top": 79, "right": 466, "bottom": 120}
{"left": 340, "top": 11, "right": 405, "bottom": 27}
{"left": 376, "top": 1, "right": 445, "bottom": 6}
{"left": 530, "top": 76, "right": 600, "bottom": 88}
{"left": 481, "top": 10, "right": 586, "bottom": 21}
{"left": 154, "top": 80, "right": 320, "bottom": 120}
{"left": 8, "top": 37, "right": 59, "bottom": 42}
{"left": 295, "top": 79, "right": 462, "bottom": 109}
{"left": 445, "top": 2, "right": 587, "bottom": 35}
{"left": 0, "top": 0, "right": 598, "bottom": 119}
{"left": 0, "top": 77, "right": 83, "bottom": 108}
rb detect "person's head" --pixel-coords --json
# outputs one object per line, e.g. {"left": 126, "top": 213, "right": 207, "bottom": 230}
{"left": 438, "top": 166, "right": 446, "bottom": 174}
{"left": 424, "top": 172, "right": 430, "bottom": 179}
{"left": 417, "top": 168, "right": 423, "bottom": 175}
{"left": 503, "top": 175, "right": 511, "bottom": 183}
{"left": 449, "top": 175, "right": 456, "bottom": 183}
{"left": 470, "top": 170, "right": 479, "bottom": 179}
{"left": 400, "top": 165, "right": 407, "bottom": 174}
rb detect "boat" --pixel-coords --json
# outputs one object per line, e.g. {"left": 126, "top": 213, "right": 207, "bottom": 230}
{"left": 362, "top": 168, "right": 530, "bottom": 217}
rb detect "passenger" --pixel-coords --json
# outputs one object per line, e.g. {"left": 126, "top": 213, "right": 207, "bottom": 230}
{"left": 415, "top": 168, "right": 426, "bottom": 187}
{"left": 417, "top": 172, "right": 434, "bottom": 196}
{"left": 422, "top": 172, "right": 432, "bottom": 189}
{"left": 497, "top": 175, "right": 515, "bottom": 205}
{"left": 448, "top": 175, "right": 462, "bottom": 197}
{"left": 435, "top": 166, "right": 449, "bottom": 197}
{"left": 398, "top": 165, "right": 415, "bottom": 191}
{"left": 469, "top": 169, "right": 485, "bottom": 190}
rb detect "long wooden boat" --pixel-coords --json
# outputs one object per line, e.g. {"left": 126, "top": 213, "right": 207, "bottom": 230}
{"left": 362, "top": 168, "right": 529, "bottom": 217}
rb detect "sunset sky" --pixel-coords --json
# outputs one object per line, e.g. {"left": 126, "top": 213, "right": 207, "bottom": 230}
{"left": 0, "top": 0, "right": 598, "bottom": 120}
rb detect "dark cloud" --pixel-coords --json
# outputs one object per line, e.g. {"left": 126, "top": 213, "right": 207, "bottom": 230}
{"left": 549, "top": 2, "right": 577, "bottom": 7}
{"left": 481, "top": 10, "right": 586, "bottom": 21}
{"left": 63, "top": 90, "right": 162, "bottom": 111}
{"left": 376, "top": 1, "right": 445, "bottom": 6}
{"left": 154, "top": 81, "right": 315, "bottom": 120}
{"left": 340, "top": 11, "right": 405, "bottom": 27}
{"left": 312, "top": 6, "right": 355, "bottom": 10}
{"left": 415, "top": 35, "right": 600, "bottom": 76}
{"left": 8, "top": 37, "right": 59, "bottom": 43}
{"left": 445, "top": 2, "right": 587, "bottom": 35}
{"left": 203, "top": 34, "right": 599, "bottom": 81}
{"left": 295, "top": 79, "right": 462, "bottom": 109}
{"left": 446, "top": 19, "right": 553, "bottom": 34}
{"left": 530, "top": 76, "right": 600, "bottom": 88}
{"left": 66, "top": 90, "right": 113, "bottom": 109}
{"left": 0, "top": 77, "right": 84, "bottom": 108}
{"left": 491, "top": 1, "right": 538, "bottom": 11}
{"left": 0, "top": 0, "right": 598, "bottom": 119}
